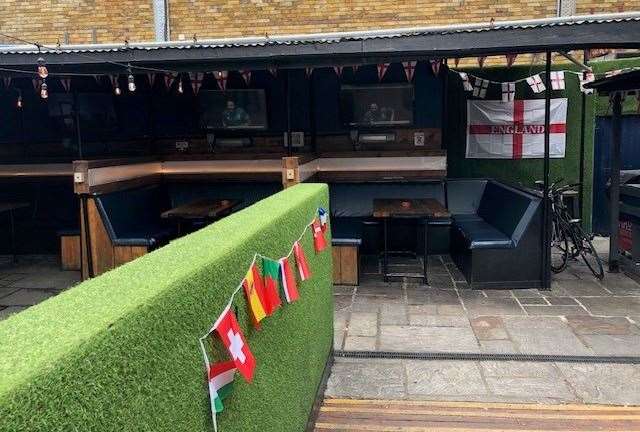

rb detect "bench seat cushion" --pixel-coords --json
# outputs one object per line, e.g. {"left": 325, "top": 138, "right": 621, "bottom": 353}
{"left": 111, "top": 225, "right": 174, "bottom": 247}
{"left": 454, "top": 219, "right": 513, "bottom": 250}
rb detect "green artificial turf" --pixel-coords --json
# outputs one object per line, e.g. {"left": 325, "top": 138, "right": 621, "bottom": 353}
{"left": 0, "top": 183, "right": 333, "bottom": 432}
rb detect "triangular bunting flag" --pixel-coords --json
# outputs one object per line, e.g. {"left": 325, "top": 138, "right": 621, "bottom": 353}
{"left": 478, "top": 56, "right": 487, "bottom": 68}
{"left": 164, "top": 73, "right": 176, "bottom": 90}
{"left": 261, "top": 257, "right": 282, "bottom": 314}
{"left": 429, "top": 59, "right": 441, "bottom": 77}
{"left": 305, "top": 67, "right": 313, "bottom": 79}
{"left": 352, "top": 64, "right": 360, "bottom": 73}
{"left": 242, "top": 263, "right": 267, "bottom": 329}
{"left": 501, "top": 82, "right": 515, "bottom": 102}
{"left": 60, "top": 78, "right": 71, "bottom": 93}
{"left": 505, "top": 54, "right": 518, "bottom": 67}
{"left": 189, "top": 72, "right": 205, "bottom": 95}
{"left": 2, "top": 76, "right": 11, "bottom": 89}
{"left": 526, "top": 74, "right": 546, "bottom": 93}
{"left": 333, "top": 66, "right": 344, "bottom": 78}
{"left": 473, "top": 77, "right": 489, "bottom": 98}
{"left": 213, "top": 307, "right": 256, "bottom": 382}
{"left": 312, "top": 219, "right": 327, "bottom": 252}
{"left": 279, "top": 257, "right": 299, "bottom": 303}
{"left": 550, "top": 71, "right": 565, "bottom": 90}
{"left": 579, "top": 71, "right": 595, "bottom": 94}
{"left": 377, "top": 63, "right": 390, "bottom": 81}
{"left": 208, "top": 360, "right": 236, "bottom": 414}
{"left": 458, "top": 72, "right": 473, "bottom": 92}
{"left": 147, "top": 73, "right": 156, "bottom": 88}
{"left": 402, "top": 61, "right": 417, "bottom": 82}
{"left": 240, "top": 69, "right": 252, "bottom": 85}
{"left": 268, "top": 67, "right": 278, "bottom": 77}
{"left": 214, "top": 71, "right": 228, "bottom": 91}
{"left": 293, "top": 241, "right": 311, "bottom": 281}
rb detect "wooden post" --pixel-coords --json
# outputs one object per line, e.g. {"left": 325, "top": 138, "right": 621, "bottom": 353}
{"left": 282, "top": 156, "right": 300, "bottom": 189}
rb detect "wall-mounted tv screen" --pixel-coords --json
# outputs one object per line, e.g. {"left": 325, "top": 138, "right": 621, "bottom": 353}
{"left": 198, "top": 89, "right": 267, "bottom": 130}
{"left": 340, "top": 84, "right": 414, "bottom": 127}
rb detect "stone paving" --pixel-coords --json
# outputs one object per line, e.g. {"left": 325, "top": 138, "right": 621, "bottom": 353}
{"left": 0, "top": 255, "right": 80, "bottom": 320}
{"left": 328, "top": 243, "right": 640, "bottom": 406}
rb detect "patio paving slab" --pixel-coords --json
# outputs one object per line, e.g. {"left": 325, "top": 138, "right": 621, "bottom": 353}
{"left": 405, "top": 360, "right": 488, "bottom": 397}
{"left": 0, "top": 288, "right": 57, "bottom": 307}
{"left": 379, "top": 325, "right": 479, "bottom": 352}
{"left": 555, "top": 362, "right": 640, "bottom": 405}
{"left": 326, "top": 360, "right": 406, "bottom": 399}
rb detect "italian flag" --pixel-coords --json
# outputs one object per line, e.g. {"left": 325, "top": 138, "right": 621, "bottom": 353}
{"left": 242, "top": 263, "right": 267, "bottom": 328}
{"left": 262, "top": 258, "right": 282, "bottom": 314}
{"left": 208, "top": 360, "right": 236, "bottom": 414}
{"left": 279, "top": 256, "right": 300, "bottom": 303}
{"left": 293, "top": 241, "right": 311, "bottom": 281}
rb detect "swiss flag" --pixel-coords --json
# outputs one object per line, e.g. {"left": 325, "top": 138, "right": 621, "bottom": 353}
{"left": 214, "top": 307, "right": 256, "bottom": 382}
{"left": 312, "top": 219, "right": 327, "bottom": 252}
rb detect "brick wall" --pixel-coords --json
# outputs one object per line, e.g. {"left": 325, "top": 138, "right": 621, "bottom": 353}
{"left": 0, "top": 0, "right": 638, "bottom": 45}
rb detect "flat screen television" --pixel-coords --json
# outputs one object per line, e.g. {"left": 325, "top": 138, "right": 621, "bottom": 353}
{"left": 340, "top": 84, "right": 414, "bottom": 127}
{"left": 199, "top": 89, "right": 267, "bottom": 130}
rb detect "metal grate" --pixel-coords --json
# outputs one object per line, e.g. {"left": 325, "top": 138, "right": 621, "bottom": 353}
{"left": 335, "top": 350, "right": 640, "bottom": 364}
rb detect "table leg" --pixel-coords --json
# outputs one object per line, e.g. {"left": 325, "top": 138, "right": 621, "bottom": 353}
{"left": 383, "top": 218, "right": 388, "bottom": 282}
{"left": 423, "top": 219, "right": 429, "bottom": 285}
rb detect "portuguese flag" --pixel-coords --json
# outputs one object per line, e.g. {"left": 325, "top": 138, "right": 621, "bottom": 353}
{"left": 208, "top": 360, "right": 236, "bottom": 414}
{"left": 242, "top": 263, "right": 267, "bottom": 328}
{"left": 279, "top": 256, "right": 299, "bottom": 303}
{"left": 261, "top": 257, "right": 282, "bottom": 315}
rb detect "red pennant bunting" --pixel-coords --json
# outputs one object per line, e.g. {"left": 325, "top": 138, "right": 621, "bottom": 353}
{"left": 429, "top": 59, "right": 442, "bottom": 77}
{"left": 312, "top": 219, "right": 327, "bottom": 252}
{"left": 402, "top": 61, "right": 417, "bottom": 82}
{"left": 377, "top": 63, "right": 390, "bottom": 81}
{"left": 164, "top": 73, "right": 176, "bottom": 90}
{"left": 240, "top": 69, "right": 252, "bottom": 85}
{"left": 189, "top": 72, "right": 204, "bottom": 95}
{"left": 505, "top": 54, "right": 517, "bottom": 68}
{"left": 214, "top": 70, "right": 228, "bottom": 91}
{"left": 333, "top": 66, "right": 344, "bottom": 78}
{"left": 293, "top": 241, "right": 311, "bottom": 281}
{"left": 478, "top": 56, "right": 487, "bottom": 68}
{"left": 60, "top": 78, "right": 71, "bottom": 92}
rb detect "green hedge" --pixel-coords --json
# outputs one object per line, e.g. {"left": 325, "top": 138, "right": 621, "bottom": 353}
{"left": 0, "top": 183, "right": 333, "bottom": 432}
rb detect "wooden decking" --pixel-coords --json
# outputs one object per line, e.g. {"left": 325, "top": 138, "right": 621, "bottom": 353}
{"left": 315, "top": 399, "right": 640, "bottom": 431}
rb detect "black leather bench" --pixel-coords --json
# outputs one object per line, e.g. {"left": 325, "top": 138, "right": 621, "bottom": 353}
{"left": 448, "top": 179, "right": 542, "bottom": 289}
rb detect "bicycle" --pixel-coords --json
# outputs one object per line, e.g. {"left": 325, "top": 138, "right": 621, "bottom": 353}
{"left": 535, "top": 180, "right": 605, "bottom": 279}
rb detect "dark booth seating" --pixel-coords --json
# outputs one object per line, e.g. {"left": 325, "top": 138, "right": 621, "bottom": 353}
{"left": 94, "top": 185, "right": 174, "bottom": 248}
{"left": 447, "top": 179, "right": 542, "bottom": 289}
{"left": 167, "top": 182, "right": 282, "bottom": 211}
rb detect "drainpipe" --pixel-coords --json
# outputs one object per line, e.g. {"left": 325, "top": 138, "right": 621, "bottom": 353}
{"left": 153, "top": 0, "right": 170, "bottom": 42}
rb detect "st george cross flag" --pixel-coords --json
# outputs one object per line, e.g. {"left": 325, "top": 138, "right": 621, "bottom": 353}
{"left": 402, "top": 61, "right": 417, "bottom": 82}
{"left": 579, "top": 71, "right": 595, "bottom": 94}
{"left": 208, "top": 360, "right": 236, "bottom": 414}
{"left": 458, "top": 72, "right": 473, "bottom": 92}
{"left": 473, "top": 78, "right": 489, "bottom": 98}
{"left": 312, "top": 219, "right": 327, "bottom": 252}
{"left": 501, "top": 82, "right": 515, "bottom": 102}
{"left": 293, "top": 241, "right": 311, "bottom": 281}
{"left": 377, "top": 63, "right": 390, "bottom": 81}
{"left": 550, "top": 71, "right": 565, "bottom": 90}
{"left": 466, "top": 99, "right": 568, "bottom": 159}
{"left": 526, "top": 74, "right": 546, "bottom": 93}
{"left": 279, "top": 257, "right": 300, "bottom": 303}
{"left": 242, "top": 263, "right": 267, "bottom": 328}
{"left": 214, "top": 307, "right": 256, "bottom": 382}
{"left": 261, "top": 257, "right": 282, "bottom": 314}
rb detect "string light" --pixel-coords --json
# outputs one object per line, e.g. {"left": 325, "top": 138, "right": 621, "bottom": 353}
{"left": 177, "top": 78, "right": 183, "bottom": 94}
{"left": 114, "top": 85, "right": 122, "bottom": 96}
{"left": 40, "top": 81, "right": 48, "bottom": 99}
{"left": 127, "top": 67, "right": 136, "bottom": 92}
{"left": 36, "top": 57, "right": 48, "bottom": 79}
{"left": 16, "top": 93, "right": 23, "bottom": 109}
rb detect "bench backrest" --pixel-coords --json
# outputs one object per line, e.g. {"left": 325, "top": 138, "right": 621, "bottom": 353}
{"left": 167, "top": 182, "right": 281, "bottom": 211}
{"left": 445, "top": 179, "right": 487, "bottom": 215}
{"left": 477, "top": 180, "right": 541, "bottom": 245}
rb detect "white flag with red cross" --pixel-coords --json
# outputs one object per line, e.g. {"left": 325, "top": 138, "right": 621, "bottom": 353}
{"left": 214, "top": 71, "right": 228, "bottom": 91}
{"left": 189, "top": 72, "right": 205, "bottom": 95}
{"left": 579, "top": 71, "right": 595, "bottom": 94}
{"left": 213, "top": 306, "right": 256, "bottom": 382}
{"left": 473, "top": 78, "right": 489, "bottom": 98}
{"left": 377, "top": 63, "right": 390, "bottom": 81}
{"left": 458, "top": 72, "right": 473, "bottom": 92}
{"left": 240, "top": 69, "right": 252, "bottom": 85}
{"left": 526, "top": 74, "right": 546, "bottom": 93}
{"left": 429, "top": 59, "right": 441, "bottom": 77}
{"left": 402, "top": 61, "right": 417, "bottom": 82}
{"left": 466, "top": 99, "right": 568, "bottom": 159}
{"left": 333, "top": 66, "right": 344, "bottom": 78}
{"left": 550, "top": 71, "right": 565, "bottom": 90}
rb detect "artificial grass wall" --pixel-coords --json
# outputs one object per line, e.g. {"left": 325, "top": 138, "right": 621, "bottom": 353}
{"left": 0, "top": 183, "right": 333, "bottom": 432}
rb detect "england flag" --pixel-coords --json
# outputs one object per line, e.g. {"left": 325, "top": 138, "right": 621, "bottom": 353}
{"left": 466, "top": 99, "right": 568, "bottom": 159}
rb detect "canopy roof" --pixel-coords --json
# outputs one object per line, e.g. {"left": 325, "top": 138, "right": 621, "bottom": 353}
{"left": 0, "top": 12, "right": 639, "bottom": 72}
{"left": 585, "top": 69, "right": 640, "bottom": 94}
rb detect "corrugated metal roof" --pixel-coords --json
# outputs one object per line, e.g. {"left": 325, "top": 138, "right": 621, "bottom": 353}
{"left": 1, "top": 12, "right": 639, "bottom": 55}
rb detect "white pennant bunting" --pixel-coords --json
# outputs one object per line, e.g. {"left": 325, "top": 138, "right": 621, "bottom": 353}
{"left": 268, "top": 67, "right": 278, "bottom": 77}
{"left": 429, "top": 60, "right": 441, "bottom": 77}
{"left": 458, "top": 72, "right": 473, "bottom": 92}
{"left": 333, "top": 66, "right": 344, "bottom": 78}
{"left": 240, "top": 69, "right": 252, "bottom": 85}
{"left": 550, "top": 71, "right": 565, "bottom": 91}
{"left": 2, "top": 76, "right": 11, "bottom": 89}
{"left": 60, "top": 78, "right": 71, "bottom": 92}
{"left": 473, "top": 77, "right": 489, "bottom": 98}
{"left": 401, "top": 61, "right": 417, "bottom": 82}
{"left": 352, "top": 65, "right": 360, "bottom": 73}
{"left": 214, "top": 71, "right": 228, "bottom": 91}
{"left": 305, "top": 67, "right": 313, "bottom": 79}
{"left": 501, "top": 82, "right": 515, "bottom": 102}
{"left": 189, "top": 72, "right": 205, "bottom": 95}
{"left": 147, "top": 73, "right": 156, "bottom": 88}
{"left": 579, "top": 71, "right": 595, "bottom": 94}
{"left": 505, "top": 54, "right": 517, "bottom": 68}
{"left": 377, "top": 63, "right": 390, "bottom": 81}
{"left": 164, "top": 73, "right": 177, "bottom": 90}
{"left": 526, "top": 74, "right": 546, "bottom": 94}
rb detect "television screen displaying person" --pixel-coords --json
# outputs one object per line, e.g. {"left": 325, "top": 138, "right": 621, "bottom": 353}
{"left": 362, "top": 102, "right": 395, "bottom": 124}
{"left": 222, "top": 100, "right": 250, "bottom": 127}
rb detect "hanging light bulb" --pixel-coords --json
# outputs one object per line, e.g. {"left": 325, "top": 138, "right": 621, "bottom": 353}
{"left": 40, "top": 82, "right": 48, "bottom": 99}
{"left": 177, "top": 78, "right": 183, "bottom": 94}
{"left": 114, "top": 85, "right": 122, "bottom": 96}
{"left": 37, "top": 57, "right": 49, "bottom": 79}
{"left": 16, "top": 94, "right": 23, "bottom": 109}
{"left": 127, "top": 70, "right": 136, "bottom": 92}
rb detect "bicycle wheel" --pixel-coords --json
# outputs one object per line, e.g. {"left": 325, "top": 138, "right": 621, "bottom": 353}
{"left": 550, "top": 222, "right": 569, "bottom": 273}
{"left": 580, "top": 237, "right": 605, "bottom": 280}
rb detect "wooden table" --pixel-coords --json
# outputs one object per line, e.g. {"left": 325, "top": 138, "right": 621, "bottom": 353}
{"left": 0, "top": 202, "right": 29, "bottom": 262}
{"left": 373, "top": 198, "right": 450, "bottom": 283}
{"left": 161, "top": 198, "right": 241, "bottom": 234}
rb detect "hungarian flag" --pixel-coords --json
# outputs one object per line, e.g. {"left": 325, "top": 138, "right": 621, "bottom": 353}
{"left": 208, "top": 360, "right": 236, "bottom": 414}
{"left": 279, "top": 257, "right": 299, "bottom": 303}
{"left": 293, "top": 241, "right": 311, "bottom": 281}
{"left": 312, "top": 219, "right": 327, "bottom": 252}
{"left": 214, "top": 307, "right": 256, "bottom": 382}
{"left": 242, "top": 264, "right": 267, "bottom": 328}
{"left": 262, "top": 258, "right": 282, "bottom": 314}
